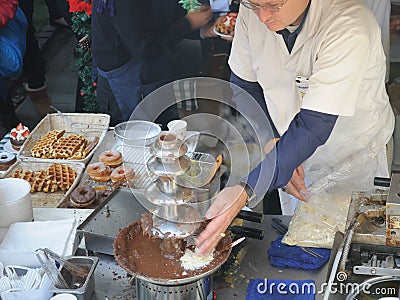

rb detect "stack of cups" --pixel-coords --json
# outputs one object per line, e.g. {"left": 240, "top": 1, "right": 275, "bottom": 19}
{"left": 0, "top": 178, "right": 33, "bottom": 228}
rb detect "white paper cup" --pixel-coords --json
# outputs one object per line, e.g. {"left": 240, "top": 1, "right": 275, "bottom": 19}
{"left": 0, "top": 178, "right": 33, "bottom": 228}
{"left": 51, "top": 294, "right": 78, "bottom": 300}
{"left": 167, "top": 120, "right": 187, "bottom": 140}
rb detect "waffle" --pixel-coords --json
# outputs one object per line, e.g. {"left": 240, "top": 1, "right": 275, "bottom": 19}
{"left": 10, "top": 163, "right": 77, "bottom": 193}
{"left": 11, "top": 169, "right": 36, "bottom": 192}
{"left": 47, "top": 163, "right": 77, "bottom": 191}
{"left": 30, "top": 130, "right": 94, "bottom": 160}
{"left": 50, "top": 134, "right": 86, "bottom": 159}
{"left": 83, "top": 137, "right": 99, "bottom": 157}
{"left": 31, "top": 130, "right": 65, "bottom": 158}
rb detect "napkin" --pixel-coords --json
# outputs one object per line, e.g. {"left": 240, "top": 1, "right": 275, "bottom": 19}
{"left": 0, "top": 219, "right": 78, "bottom": 267}
{"left": 246, "top": 278, "right": 316, "bottom": 300}
{"left": 268, "top": 236, "right": 331, "bottom": 270}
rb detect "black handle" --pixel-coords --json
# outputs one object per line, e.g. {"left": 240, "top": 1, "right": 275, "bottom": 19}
{"left": 374, "top": 177, "right": 390, "bottom": 187}
{"left": 236, "top": 210, "right": 264, "bottom": 223}
{"left": 229, "top": 226, "right": 264, "bottom": 240}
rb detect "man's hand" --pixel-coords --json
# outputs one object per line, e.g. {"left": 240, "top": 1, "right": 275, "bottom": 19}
{"left": 186, "top": 5, "right": 213, "bottom": 30}
{"left": 195, "top": 185, "right": 247, "bottom": 255}
{"left": 390, "top": 15, "right": 400, "bottom": 33}
{"left": 284, "top": 165, "right": 308, "bottom": 201}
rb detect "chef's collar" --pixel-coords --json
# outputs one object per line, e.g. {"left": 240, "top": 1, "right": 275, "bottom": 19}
{"left": 276, "top": 0, "right": 311, "bottom": 53}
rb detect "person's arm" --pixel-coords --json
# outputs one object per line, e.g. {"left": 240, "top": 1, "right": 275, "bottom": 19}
{"left": 196, "top": 73, "right": 338, "bottom": 255}
{"left": 230, "top": 72, "right": 338, "bottom": 199}
{"left": 0, "top": 0, "right": 18, "bottom": 28}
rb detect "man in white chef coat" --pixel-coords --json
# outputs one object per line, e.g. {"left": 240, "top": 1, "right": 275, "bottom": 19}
{"left": 196, "top": 0, "right": 394, "bottom": 255}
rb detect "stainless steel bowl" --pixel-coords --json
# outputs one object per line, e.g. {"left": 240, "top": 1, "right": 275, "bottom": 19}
{"left": 114, "top": 121, "right": 161, "bottom": 146}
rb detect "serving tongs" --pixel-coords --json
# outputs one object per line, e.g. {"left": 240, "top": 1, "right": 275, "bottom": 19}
{"left": 35, "top": 248, "right": 69, "bottom": 289}
{"left": 35, "top": 248, "right": 87, "bottom": 289}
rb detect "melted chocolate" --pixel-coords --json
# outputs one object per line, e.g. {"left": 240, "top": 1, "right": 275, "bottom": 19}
{"left": 114, "top": 218, "right": 231, "bottom": 281}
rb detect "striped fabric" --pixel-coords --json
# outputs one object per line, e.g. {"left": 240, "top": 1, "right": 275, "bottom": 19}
{"left": 173, "top": 79, "right": 198, "bottom": 111}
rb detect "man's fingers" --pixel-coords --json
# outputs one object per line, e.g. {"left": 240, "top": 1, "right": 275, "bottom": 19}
{"left": 296, "top": 165, "right": 305, "bottom": 180}
{"left": 285, "top": 181, "right": 305, "bottom": 201}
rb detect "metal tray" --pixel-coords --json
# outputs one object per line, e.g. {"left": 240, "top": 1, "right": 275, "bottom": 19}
{"left": 77, "top": 188, "right": 147, "bottom": 255}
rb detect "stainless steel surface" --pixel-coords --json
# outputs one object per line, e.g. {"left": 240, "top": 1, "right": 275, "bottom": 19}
{"left": 77, "top": 188, "right": 147, "bottom": 255}
{"left": 135, "top": 277, "right": 212, "bottom": 300}
{"left": 30, "top": 208, "right": 334, "bottom": 300}
{"left": 386, "top": 173, "right": 400, "bottom": 246}
{"left": 146, "top": 156, "right": 190, "bottom": 176}
{"left": 50, "top": 256, "right": 98, "bottom": 300}
{"left": 149, "top": 132, "right": 188, "bottom": 159}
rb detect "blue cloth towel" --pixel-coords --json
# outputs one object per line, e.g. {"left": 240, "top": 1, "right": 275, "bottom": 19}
{"left": 246, "top": 278, "right": 316, "bottom": 300}
{"left": 268, "top": 236, "right": 331, "bottom": 270}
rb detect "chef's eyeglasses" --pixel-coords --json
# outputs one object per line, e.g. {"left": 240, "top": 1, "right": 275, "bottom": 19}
{"left": 240, "top": 0, "right": 289, "bottom": 12}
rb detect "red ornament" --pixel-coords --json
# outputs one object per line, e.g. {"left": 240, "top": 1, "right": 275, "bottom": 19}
{"left": 93, "top": 82, "right": 97, "bottom": 87}
{"left": 80, "top": 92, "right": 85, "bottom": 97}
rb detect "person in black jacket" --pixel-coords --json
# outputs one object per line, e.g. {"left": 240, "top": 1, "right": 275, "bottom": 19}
{"left": 92, "top": 0, "right": 216, "bottom": 126}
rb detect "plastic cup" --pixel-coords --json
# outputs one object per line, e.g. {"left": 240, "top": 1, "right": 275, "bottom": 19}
{"left": 0, "top": 178, "right": 32, "bottom": 228}
{"left": 167, "top": 120, "right": 187, "bottom": 140}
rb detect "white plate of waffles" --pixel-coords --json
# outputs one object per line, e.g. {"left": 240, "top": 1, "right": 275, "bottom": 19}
{"left": 214, "top": 12, "right": 237, "bottom": 38}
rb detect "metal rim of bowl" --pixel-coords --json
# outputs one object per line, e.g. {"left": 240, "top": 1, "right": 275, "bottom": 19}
{"left": 114, "top": 121, "right": 161, "bottom": 143}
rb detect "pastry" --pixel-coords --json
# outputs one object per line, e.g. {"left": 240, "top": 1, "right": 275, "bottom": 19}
{"left": 31, "top": 130, "right": 65, "bottom": 158}
{"left": 10, "top": 123, "right": 30, "bottom": 151}
{"left": 70, "top": 185, "right": 96, "bottom": 208}
{"left": 10, "top": 163, "right": 77, "bottom": 193}
{"left": 0, "top": 151, "right": 16, "bottom": 171}
{"left": 50, "top": 134, "right": 87, "bottom": 159}
{"left": 97, "top": 189, "right": 113, "bottom": 202}
{"left": 215, "top": 12, "right": 237, "bottom": 36}
{"left": 99, "top": 150, "right": 123, "bottom": 167}
{"left": 110, "top": 165, "right": 135, "bottom": 183}
{"left": 86, "top": 162, "right": 111, "bottom": 182}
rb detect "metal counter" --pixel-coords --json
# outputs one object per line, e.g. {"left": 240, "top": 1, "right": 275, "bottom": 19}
{"left": 33, "top": 208, "right": 336, "bottom": 299}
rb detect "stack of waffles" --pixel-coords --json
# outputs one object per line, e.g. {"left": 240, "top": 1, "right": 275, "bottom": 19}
{"left": 11, "top": 163, "right": 77, "bottom": 193}
{"left": 30, "top": 130, "right": 99, "bottom": 160}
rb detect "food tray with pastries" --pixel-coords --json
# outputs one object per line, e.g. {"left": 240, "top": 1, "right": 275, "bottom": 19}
{"left": 3, "top": 160, "right": 85, "bottom": 208}
{"left": 58, "top": 147, "right": 156, "bottom": 209}
{"left": 18, "top": 113, "right": 110, "bottom": 165}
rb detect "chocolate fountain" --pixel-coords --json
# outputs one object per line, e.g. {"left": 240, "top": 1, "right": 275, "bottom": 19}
{"left": 114, "top": 131, "right": 231, "bottom": 300}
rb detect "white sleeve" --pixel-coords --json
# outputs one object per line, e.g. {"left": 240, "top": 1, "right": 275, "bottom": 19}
{"left": 302, "top": 30, "right": 371, "bottom": 116}
{"left": 228, "top": 9, "right": 257, "bottom": 82}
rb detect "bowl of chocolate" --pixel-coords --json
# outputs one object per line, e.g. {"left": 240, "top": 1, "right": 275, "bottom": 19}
{"left": 113, "top": 216, "right": 232, "bottom": 285}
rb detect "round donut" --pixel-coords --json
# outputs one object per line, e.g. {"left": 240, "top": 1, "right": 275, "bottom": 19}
{"left": 86, "top": 162, "right": 112, "bottom": 182}
{"left": 110, "top": 165, "right": 135, "bottom": 183}
{"left": 70, "top": 185, "right": 96, "bottom": 208}
{"left": 0, "top": 151, "right": 16, "bottom": 171}
{"left": 99, "top": 150, "right": 123, "bottom": 167}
